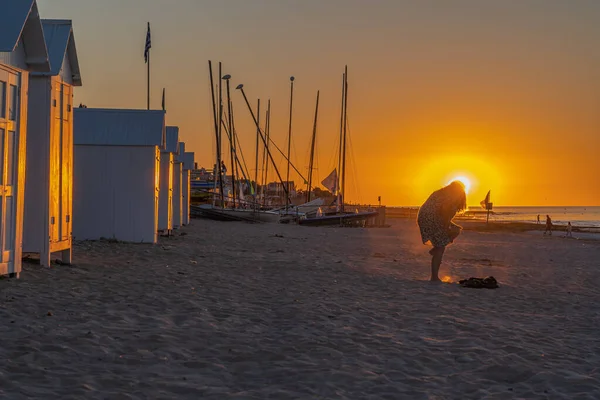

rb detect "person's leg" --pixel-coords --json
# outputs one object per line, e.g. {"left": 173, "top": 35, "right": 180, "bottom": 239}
{"left": 430, "top": 246, "right": 445, "bottom": 281}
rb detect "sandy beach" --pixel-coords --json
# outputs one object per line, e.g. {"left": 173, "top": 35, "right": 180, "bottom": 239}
{"left": 1, "top": 218, "right": 599, "bottom": 399}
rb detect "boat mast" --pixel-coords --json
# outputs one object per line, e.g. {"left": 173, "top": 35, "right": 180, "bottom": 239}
{"left": 255, "top": 99, "right": 260, "bottom": 200}
{"left": 262, "top": 100, "right": 271, "bottom": 206}
{"left": 208, "top": 61, "right": 224, "bottom": 208}
{"left": 218, "top": 62, "right": 226, "bottom": 208}
{"left": 223, "top": 74, "right": 236, "bottom": 208}
{"left": 337, "top": 69, "right": 345, "bottom": 209}
{"left": 341, "top": 65, "right": 348, "bottom": 213}
{"left": 231, "top": 103, "right": 242, "bottom": 205}
{"left": 306, "top": 90, "right": 319, "bottom": 203}
{"left": 286, "top": 76, "right": 295, "bottom": 211}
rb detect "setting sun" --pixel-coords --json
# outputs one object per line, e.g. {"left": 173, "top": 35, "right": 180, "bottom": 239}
{"left": 448, "top": 176, "right": 471, "bottom": 194}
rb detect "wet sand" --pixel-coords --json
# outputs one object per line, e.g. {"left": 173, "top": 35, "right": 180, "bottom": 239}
{"left": 1, "top": 218, "right": 599, "bottom": 399}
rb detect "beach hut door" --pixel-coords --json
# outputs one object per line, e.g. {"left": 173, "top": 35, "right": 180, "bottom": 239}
{"left": 50, "top": 82, "right": 72, "bottom": 244}
{"left": 60, "top": 84, "right": 72, "bottom": 242}
{"left": 0, "top": 69, "right": 20, "bottom": 267}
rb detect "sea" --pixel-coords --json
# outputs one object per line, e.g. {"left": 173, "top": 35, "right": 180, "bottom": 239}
{"left": 466, "top": 206, "right": 600, "bottom": 228}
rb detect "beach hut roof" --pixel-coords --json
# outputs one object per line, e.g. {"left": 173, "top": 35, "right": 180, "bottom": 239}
{"left": 36, "top": 19, "right": 82, "bottom": 85}
{"left": 175, "top": 142, "right": 186, "bottom": 162}
{"left": 74, "top": 108, "right": 166, "bottom": 148}
{"left": 166, "top": 126, "right": 179, "bottom": 154}
{"left": 182, "top": 152, "right": 195, "bottom": 170}
{"left": 0, "top": 0, "right": 50, "bottom": 72}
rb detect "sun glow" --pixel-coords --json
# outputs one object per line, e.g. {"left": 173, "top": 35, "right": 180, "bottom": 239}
{"left": 448, "top": 176, "right": 471, "bottom": 194}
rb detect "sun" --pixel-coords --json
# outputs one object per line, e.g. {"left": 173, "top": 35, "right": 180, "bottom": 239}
{"left": 448, "top": 176, "right": 471, "bottom": 194}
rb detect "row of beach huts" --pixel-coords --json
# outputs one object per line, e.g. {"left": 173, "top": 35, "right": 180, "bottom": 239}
{"left": 0, "top": 0, "right": 195, "bottom": 278}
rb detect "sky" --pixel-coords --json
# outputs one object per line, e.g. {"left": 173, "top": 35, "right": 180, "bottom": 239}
{"left": 37, "top": 0, "right": 600, "bottom": 206}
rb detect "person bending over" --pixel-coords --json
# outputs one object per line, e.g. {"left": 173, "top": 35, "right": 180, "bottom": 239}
{"left": 417, "top": 181, "right": 467, "bottom": 281}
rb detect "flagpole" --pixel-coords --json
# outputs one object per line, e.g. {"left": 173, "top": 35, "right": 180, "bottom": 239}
{"left": 145, "top": 22, "right": 151, "bottom": 110}
{"left": 147, "top": 51, "right": 150, "bottom": 109}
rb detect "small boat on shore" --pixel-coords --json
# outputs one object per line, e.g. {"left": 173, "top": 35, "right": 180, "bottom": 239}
{"left": 192, "top": 204, "right": 280, "bottom": 223}
{"left": 298, "top": 209, "right": 378, "bottom": 226}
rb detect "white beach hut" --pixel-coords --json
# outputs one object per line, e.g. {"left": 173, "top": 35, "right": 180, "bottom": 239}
{"left": 177, "top": 142, "right": 189, "bottom": 226}
{"left": 0, "top": 0, "right": 51, "bottom": 277}
{"left": 158, "top": 126, "right": 176, "bottom": 234}
{"left": 167, "top": 127, "right": 183, "bottom": 229}
{"left": 181, "top": 150, "right": 195, "bottom": 226}
{"left": 23, "top": 19, "right": 82, "bottom": 267}
{"left": 73, "top": 108, "right": 166, "bottom": 243}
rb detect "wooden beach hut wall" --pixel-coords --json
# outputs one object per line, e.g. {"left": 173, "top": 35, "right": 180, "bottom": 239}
{"left": 23, "top": 19, "right": 82, "bottom": 267}
{"left": 181, "top": 150, "right": 195, "bottom": 226}
{"left": 177, "top": 142, "right": 190, "bottom": 226}
{"left": 73, "top": 108, "right": 166, "bottom": 243}
{"left": 0, "top": 0, "right": 51, "bottom": 277}
{"left": 166, "top": 127, "right": 183, "bottom": 229}
{"left": 158, "top": 126, "right": 176, "bottom": 234}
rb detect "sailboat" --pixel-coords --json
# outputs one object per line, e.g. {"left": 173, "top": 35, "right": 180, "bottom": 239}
{"left": 298, "top": 66, "right": 378, "bottom": 227}
{"left": 275, "top": 90, "right": 325, "bottom": 222}
{"left": 193, "top": 61, "right": 280, "bottom": 223}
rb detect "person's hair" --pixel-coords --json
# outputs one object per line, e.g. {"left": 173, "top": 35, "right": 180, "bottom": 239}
{"left": 438, "top": 181, "right": 467, "bottom": 212}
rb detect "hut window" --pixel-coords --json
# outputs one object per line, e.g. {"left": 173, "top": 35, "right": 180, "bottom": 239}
{"left": 9, "top": 85, "right": 17, "bottom": 121}
{"left": 0, "top": 81, "right": 6, "bottom": 118}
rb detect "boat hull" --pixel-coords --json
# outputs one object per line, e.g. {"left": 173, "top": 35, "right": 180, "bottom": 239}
{"left": 192, "top": 205, "right": 280, "bottom": 223}
{"left": 298, "top": 211, "right": 378, "bottom": 226}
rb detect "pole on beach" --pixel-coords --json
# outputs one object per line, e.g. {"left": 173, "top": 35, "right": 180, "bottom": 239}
{"left": 286, "top": 76, "right": 295, "bottom": 211}
{"left": 236, "top": 85, "right": 291, "bottom": 203}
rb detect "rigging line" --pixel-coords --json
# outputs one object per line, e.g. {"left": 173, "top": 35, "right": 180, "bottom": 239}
{"left": 263, "top": 127, "right": 307, "bottom": 183}
{"left": 327, "top": 131, "right": 340, "bottom": 175}
{"left": 314, "top": 125, "right": 321, "bottom": 183}
{"left": 220, "top": 117, "right": 251, "bottom": 184}
{"left": 233, "top": 126, "right": 253, "bottom": 185}
{"left": 346, "top": 116, "right": 362, "bottom": 203}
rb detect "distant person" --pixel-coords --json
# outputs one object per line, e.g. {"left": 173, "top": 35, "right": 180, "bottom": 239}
{"left": 417, "top": 181, "right": 467, "bottom": 282}
{"left": 566, "top": 222, "right": 573, "bottom": 238}
{"left": 537, "top": 214, "right": 540, "bottom": 224}
{"left": 544, "top": 215, "right": 553, "bottom": 235}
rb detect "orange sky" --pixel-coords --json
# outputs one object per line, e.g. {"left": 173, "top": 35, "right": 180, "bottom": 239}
{"left": 38, "top": 0, "right": 600, "bottom": 206}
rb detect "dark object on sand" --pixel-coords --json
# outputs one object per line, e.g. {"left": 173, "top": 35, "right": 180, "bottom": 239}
{"left": 459, "top": 276, "right": 499, "bottom": 289}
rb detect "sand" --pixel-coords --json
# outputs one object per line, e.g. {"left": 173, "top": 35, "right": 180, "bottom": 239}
{"left": 1, "top": 218, "right": 599, "bottom": 399}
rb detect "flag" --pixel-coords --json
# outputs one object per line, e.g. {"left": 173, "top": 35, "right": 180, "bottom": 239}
{"left": 144, "top": 22, "right": 151, "bottom": 63}
{"left": 161, "top": 88, "right": 166, "bottom": 111}
{"left": 321, "top": 169, "right": 338, "bottom": 194}
{"left": 480, "top": 190, "right": 491, "bottom": 210}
